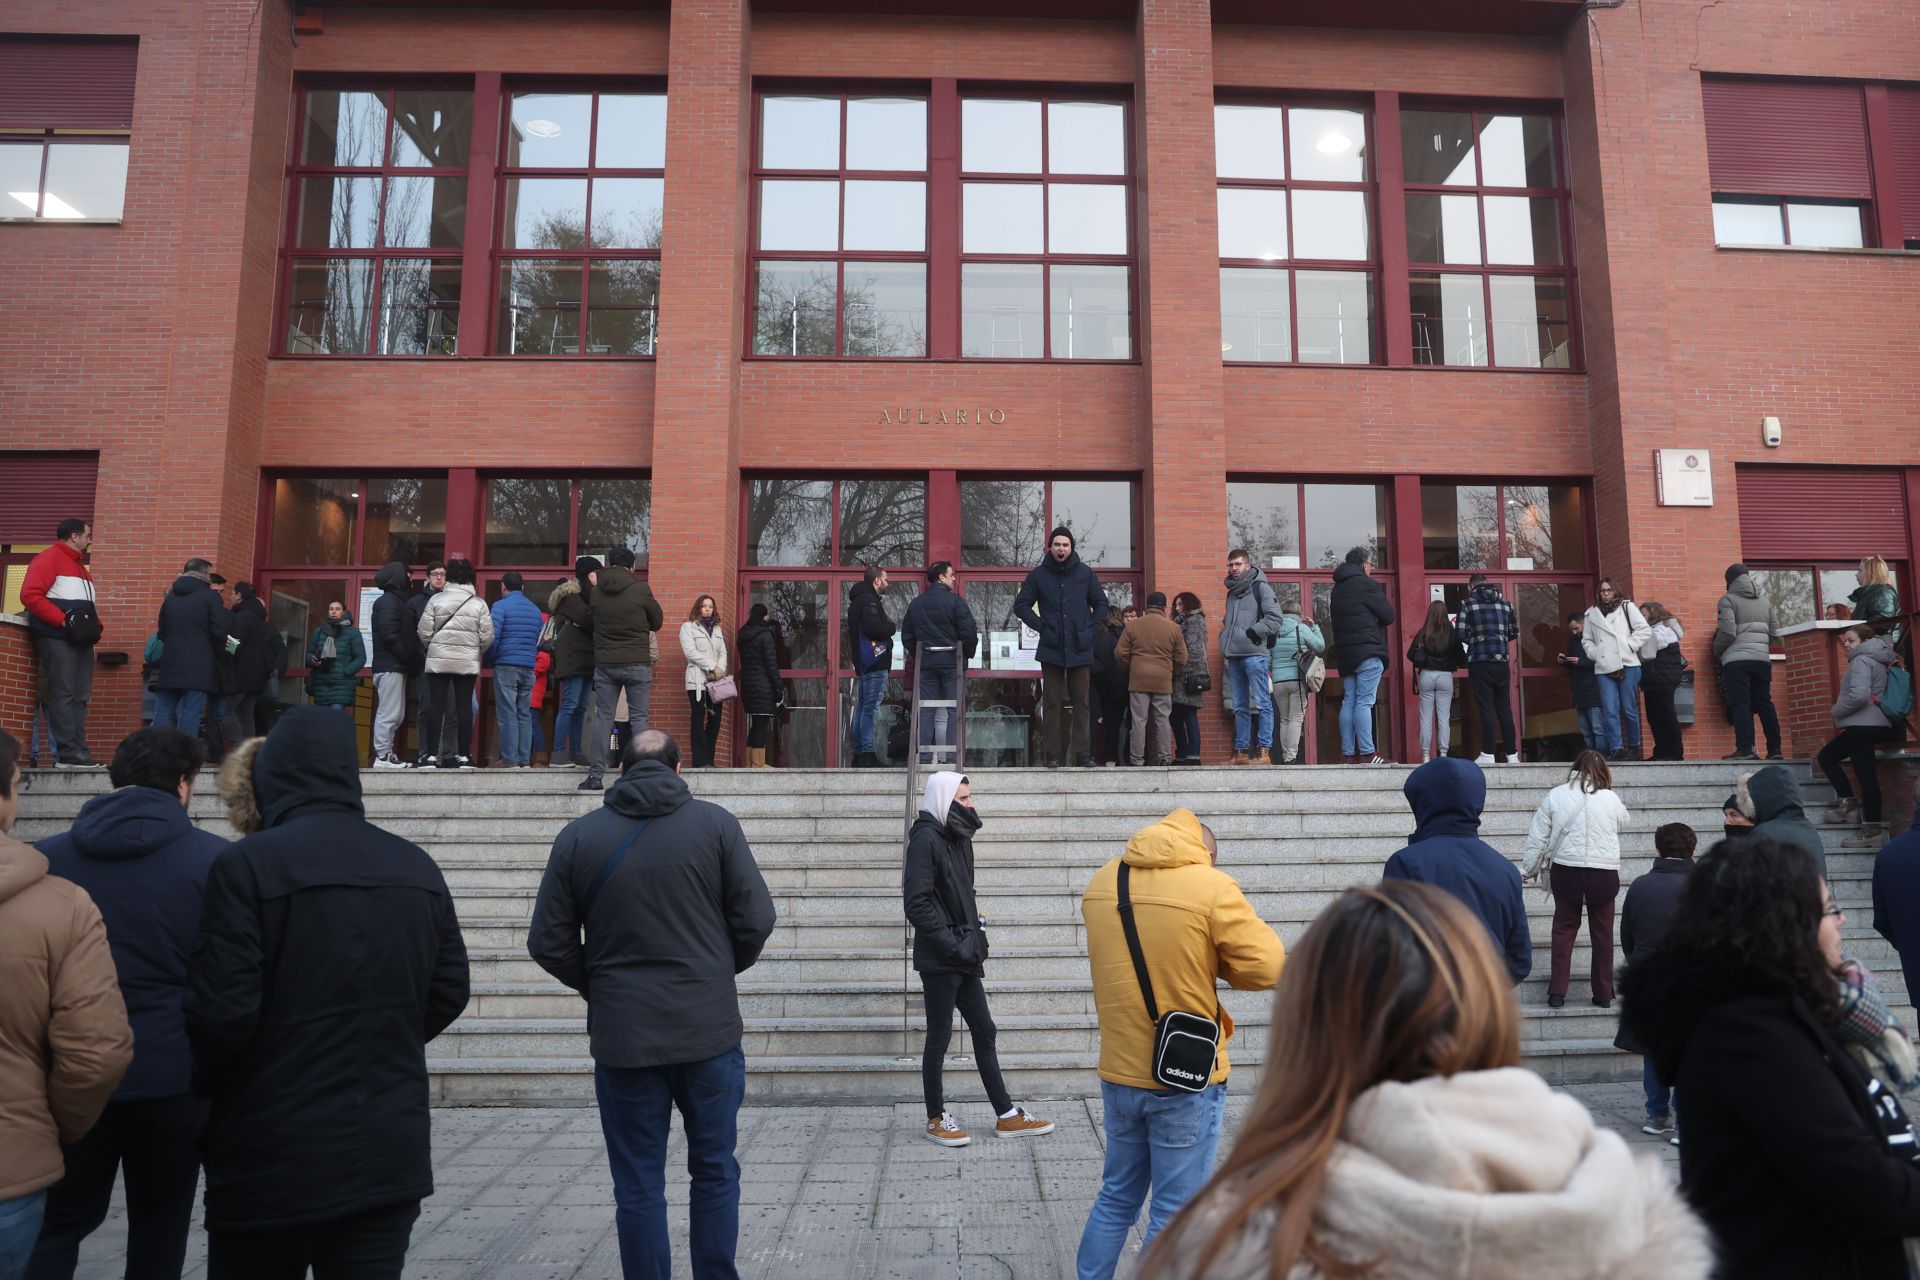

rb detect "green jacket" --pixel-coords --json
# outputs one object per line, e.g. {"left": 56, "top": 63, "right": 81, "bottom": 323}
{"left": 306, "top": 618, "right": 366, "bottom": 706}
{"left": 587, "top": 566, "right": 664, "bottom": 667}
{"left": 1269, "top": 614, "right": 1325, "bottom": 683}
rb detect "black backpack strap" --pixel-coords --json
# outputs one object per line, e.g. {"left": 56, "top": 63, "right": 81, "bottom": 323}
{"left": 1116, "top": 862, "right": 1160, "bottom": 1027}
{"left": 580, "top": 816, "right": 653, "bottom": 920}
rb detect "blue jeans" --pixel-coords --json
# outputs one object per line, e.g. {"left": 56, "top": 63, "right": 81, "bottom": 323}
{"left": 1578, "top": 705, "right": 1607, "bottom": 752}
{"left": 1596, "top": 665, "right": 1643, "bottom": 752}
{"left": 1340, "top": 657, "right": 1384, "bottom": 756}
{"left": 0, "top": 1191, "right": 46, "bottom": 1280}
{"left": 851, "top": 667, "right": 888, "bottom": 755}
{"left": 595, "top": 1046, "right": 746, "bottom": 1280}
{"left": 494, "top": 665, "right": 535, "bottom": 764}
{"left": 1643, "top": 1057, "right": 1673, "bottom": 1121}
{"left": 150, "top": 688, "right": 206, "bottom": 737}
{"left": 553, "top": 674, "right": 590, "bottom": 758}
{"left": 918, "top": 666, "right": 957, "bottom": 749}
{"left": 1224, "top": 654, "right": 1272, "bottom": 751}
{"left": 1076, "top": 1082, "right": 1227, "bottom": 1280}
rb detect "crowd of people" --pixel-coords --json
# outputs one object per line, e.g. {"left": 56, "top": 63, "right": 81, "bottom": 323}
{"left": 6, "top": 701, "right": 1920, "bottom": 1277}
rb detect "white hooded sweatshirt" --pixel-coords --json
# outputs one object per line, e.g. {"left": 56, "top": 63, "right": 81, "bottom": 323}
{"left": 920, "top": 770, "right": 965, "bottom": 820}
{"left": 1174, "top": 1068, "right": 1714, "bottom": 1280}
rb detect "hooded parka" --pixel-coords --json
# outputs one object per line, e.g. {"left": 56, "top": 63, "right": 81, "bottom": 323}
{"left": 1382, "top": 759, "right": 1531, "bottom": 983}
{"left": 546, "top": 579, "right": 597, "bottom": 681}
{"left": 369, "top": 561, "right": 419, "bottom": 675}
{"left": 154, "top": 575, "right": 230, "bottom": 693}
{"left": 735, "top": 618, "right": 782, "bottom": 717}
{"left": 1329, "top": 561, "right": 1396, "bottom": 670}
{"left": 903, "top": 772, "right": 990, "bottom": 976}
{"left": 184, "top": 706, "right": 470, "bottom": 1230}
{"left": 1834, "top": 635, "right": 1896, "bottom": 729}
{"left": 586, "top": 565, "right": 664, "bottom": 667}
{"left": 225, "top": 594, "right": 278, "bottom": 696}
{"left": 1736, "top": 765, "right": 1828, "bottom": 877}
{"left": 1081, "top": 810, "right": 1283, "bottom": 1089}
{"left": 1013, "top": 550, "right": 1106, "bottom": 668}
{"left": 1714, "top": 573, "right": 1779, "bottom": 665}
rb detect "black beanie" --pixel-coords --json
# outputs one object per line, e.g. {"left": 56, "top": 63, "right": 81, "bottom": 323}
{"left": 1049, "top": 526, "right": 1074, "bottom": 549}
{"left": 1725, "top": 563, "right": 1749, "bottom": 585}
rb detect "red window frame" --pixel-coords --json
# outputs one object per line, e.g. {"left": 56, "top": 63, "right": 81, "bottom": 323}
{"left": 478, "top": 471, "right": 653, "bottom": 571}
{"left": 1400, "top": 102, "right": 1580, "bottom": 372}
{"left": 956, "top": 89, "right": 1137, "bottom": 362}
{"left": 493, "top": 84, "right": 666, "bottom": 358}
{"left": 1709, "top": 194, "right": 1868, "bottom": 248}
{"left": 278, "top": 81, "right": 474, "bottom": 358}
{"left": 1215, "top": 99, "right": 1379, "bottom": 367}
{"left": 748, "top": 88, "right": 932, "bottom": 360}
{"left": 0, "top": 131, "right": 130, "bottom": 222}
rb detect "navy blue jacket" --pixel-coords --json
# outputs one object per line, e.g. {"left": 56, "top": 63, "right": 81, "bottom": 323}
{"left": 1013, "top": 552, "right": 1106, "bottom": 668}
{"left": 154, "top": 575, "right": 231, "bottom": 694}
{"left": 1382, "top": 758, "right": 1532, "bottom": 983}
{"left": 901, "top": 582, "right": 979, "bottom": 672}
{"left": 488, "top": 589, "right": 545, "bottom": 669}
{"left": 38, "top": 786, "right": 226, "bottom": 1100}
{"left": 1874, "top": 828, "right": 1920, "bottom": 1001}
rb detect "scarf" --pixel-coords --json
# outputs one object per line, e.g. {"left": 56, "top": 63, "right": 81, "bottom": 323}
{"left": 1598, "top": 595, "right": 1624, "bottom": 616}
{"left": 1837, "top": 959, "right": 1920, "bottom": 1090}
{"left": 700, "top": 616, "right": 717, "bottom": 634}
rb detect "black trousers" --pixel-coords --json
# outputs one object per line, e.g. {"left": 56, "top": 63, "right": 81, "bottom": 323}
{"left": 1170, "top": 702, "right": 1200, "bottom": 761}
{"left": 1820, "top": 724, "right": 1900, "bottom": 822}
{"left": 1643, "top": 682, "right": 1685, "bottom": 760}
{"left": 1042, "top": 664, "right": 1092, "bottom": 765}
{"left": 421, "top": 672, "right": 475, "bottom": 760}
{"left": 746, "top": 712, "right": 773, "bottom": 749}
{"left": 686, "top": 690, "right": 724, "bottom": 766}
{"left": 1467, "top": 661, "right": 1516, "bottom": 758}
{"left": 206, "top": 1199, "right": 420, "bottom": 1280}
{"left": 1721, "top": 659, "right": 1781, "bottom": 754}
{"left": 919, "top": 970, "right": 1012, "bottom": 1120}
{"left": 1094, "top": 683, "right": 1127, "bottom": 765}
{"left": 218, "top": 692, "right": 257, "bottom": 756}
{"left": 25, "top": 1094, "right": 206, "bottom": 1280}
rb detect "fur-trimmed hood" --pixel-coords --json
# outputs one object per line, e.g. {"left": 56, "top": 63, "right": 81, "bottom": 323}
{"left": 547, "top": 577, "right": 582, "bottom": 613}
{"left": 1175, "top": 1068, "right": 1714, "bottom": 1280}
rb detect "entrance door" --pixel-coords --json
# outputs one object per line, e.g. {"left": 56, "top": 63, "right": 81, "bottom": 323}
{"left": 1432, "top": 577, "right": 1589, "bottom": 761}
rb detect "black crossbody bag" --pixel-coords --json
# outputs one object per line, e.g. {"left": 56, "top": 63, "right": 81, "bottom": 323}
{"left": 1117, "top": 862, "right": 1222, "bottom": 1093}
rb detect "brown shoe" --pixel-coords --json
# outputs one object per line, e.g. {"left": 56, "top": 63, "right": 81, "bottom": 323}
{"left": 1252, "top": 748, "right": 1272, "bottom": 765}
{"left": 925, "top": 1113, "right": 971, "bottom": 1147}
{"left": 994, "top": 1107, "right": 1055, "bottom": 1138}
{"left": 1229, "top": 751, "right": 1251, "bottom": 766}
{"left": 531, "top": 752, "right": 549, "bottom": 769}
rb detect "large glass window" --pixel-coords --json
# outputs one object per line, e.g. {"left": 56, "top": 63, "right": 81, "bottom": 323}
{"left": 269, "top": 475, "right": 448, "bottom": 566}
{"left": 482, "top": 474, "right": 651, "bottom": 567}
{"left": 1227, "top": 481, "right": 1391, "bottom": 572}
{"left": 497, "top": 89, "right": 665, "bottom": 356}
{"left": 753, "top": 94, "right": 928, "bottom": 358}
{"left": 959, "top": 478, "right": 1136, "bottom": 569}
{"left": 0, "top": 134, "right": 129, "bottom": 221}
{"left": 1402, "top": 109, "right": 1574, "bottom": 369}
{"left": 960, "top": 96, "right": 1133, "bottom": 360}
{"left": 1216, "top": 103, "right": 1375, "bottom": 365}
{"left": 284, "top": 86, "right": 473, "bottom": 356}
{"left": 1419, "top": 481, "right": 1586, "bottom": 571}
{"left": 745, "top": 477, "right": 927, "bottom": 569}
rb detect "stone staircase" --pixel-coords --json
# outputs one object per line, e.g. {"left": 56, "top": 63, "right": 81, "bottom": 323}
{"left": 17, "top": 762, "right": 1903, "bottom": 1106}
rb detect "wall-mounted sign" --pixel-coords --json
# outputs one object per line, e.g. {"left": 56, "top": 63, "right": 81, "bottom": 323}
{"left": 877, "top": 407, "right": 1007, "bottom": 426}
{"left": 1655, "top": 449, "right": 1713, "bottom": 506}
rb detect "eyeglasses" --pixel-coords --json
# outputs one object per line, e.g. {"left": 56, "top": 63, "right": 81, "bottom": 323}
{"left": 1823, "top": 903, "right": 1845, "bottom": 919}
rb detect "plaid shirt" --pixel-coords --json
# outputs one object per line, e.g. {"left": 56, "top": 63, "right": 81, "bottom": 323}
{"left": 1458, "top": 589, "right": 1519, "bottom": 663}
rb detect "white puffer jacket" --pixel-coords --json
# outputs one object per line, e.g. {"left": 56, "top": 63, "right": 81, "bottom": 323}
{"left": 1169, "top": 1068, "right": 1714, "bottom": 1280}
{"left": 1522, "top": 778, "right": 1630, "bottom": 877}
{"left": 680, "top": 619, "right": 728, "bottom": 692}
{"left": 1582, "top": 600, "right": 1651, "bottom": 675}
{"left": 417, "top": 582, "right": 494, "bottom": 675}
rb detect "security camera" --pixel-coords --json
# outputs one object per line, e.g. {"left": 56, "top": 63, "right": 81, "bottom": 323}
{"left": 1762, "top": 416, "right": 1782, "bottom": 448}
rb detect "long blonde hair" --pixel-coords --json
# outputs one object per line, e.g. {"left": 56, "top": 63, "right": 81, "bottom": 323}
{"left": 1140, "top": 881, "right": 1522, "bottom": 1280}
{"left": 1861, "top": 555, "right": 1893, "bottom": 587}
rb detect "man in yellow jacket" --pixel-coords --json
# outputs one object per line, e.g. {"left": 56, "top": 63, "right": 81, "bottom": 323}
{"left": 1075, "top": 807, "right": 1283, "bottom": 1279}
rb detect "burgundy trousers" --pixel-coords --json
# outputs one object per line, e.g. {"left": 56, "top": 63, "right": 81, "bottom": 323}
{"left": 1549, "top": 863, "right": 1620, "bottom": 1002}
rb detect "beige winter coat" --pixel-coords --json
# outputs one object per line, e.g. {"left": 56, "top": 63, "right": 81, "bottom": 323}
{"left": 680, "top": 619, "right": 728, "bottom": 692}
{"left": 0, "top": 836, "right": 134, "bottom": 1200}
{"left": 417, "top": 582, "right": 494, "bottom": 675}
{"left": 1172, "top": 1067, "right": 1714, "bottom": 1280}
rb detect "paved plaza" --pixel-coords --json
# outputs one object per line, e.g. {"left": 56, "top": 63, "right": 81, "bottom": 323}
{"left": 70, "top": 1082, "right": 1674, "bottom": 1280}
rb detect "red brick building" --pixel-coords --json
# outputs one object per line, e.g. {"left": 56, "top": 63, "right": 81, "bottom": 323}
{"left": 2, "top": 0, "right": 1917, "bottom": 766}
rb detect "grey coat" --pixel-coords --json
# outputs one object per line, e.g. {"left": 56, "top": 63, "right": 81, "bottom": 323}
{"left": 1220, "top": 568, "right": 1283, "bottom": 658}
{"left": 1833, "top": 636, "right": 1896, "bottom": 729}
{"left": 1172, "top": 611, "right": 1210, "bottom": 709}
{"left": 1712, "top": 574, "right": 1777, "bottom": 665}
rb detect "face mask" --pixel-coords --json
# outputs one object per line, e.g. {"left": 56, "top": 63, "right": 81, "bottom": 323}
{"left": 1724, "top": 824, "right": 1751, "bottom": 841}
{"left": 946, "top": 800, "right": 982, "bottom": 836}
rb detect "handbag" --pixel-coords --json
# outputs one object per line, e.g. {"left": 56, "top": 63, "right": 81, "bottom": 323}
{"left": 1183, "top": 672, "right": 1212, "bottom": 695}
{"left": 706, "top": 674, "right": 739, "bottom": 702}
{"left": 537, "top": 614, "right": 563, "bottom": 654}
{"left": 1117, "top": 862, "right": 1222, "bottom": 1093}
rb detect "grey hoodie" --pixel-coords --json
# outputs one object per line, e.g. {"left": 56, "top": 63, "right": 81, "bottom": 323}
{"left": 1220, "top": 566, "right": 1282, "bottom": 658}
{"left": 1833, "top": 635, "right": 1896, "bottom": 729}
{"left": 1713, "top": 574, "right": 1777, "bottom": 665}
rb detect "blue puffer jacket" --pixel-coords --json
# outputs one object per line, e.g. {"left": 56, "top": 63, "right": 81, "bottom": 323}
{"left": 38, "top": 785, "right": 227, "bottom": 1100}
{"left": 1381, "top": 759, "right": 1532, "bottom": 984}
{"left": 1013, "top": 552, "right": 1107, "bottom": 668}
{"left": 488, "top": 590, "right": 545, "bottom": 669}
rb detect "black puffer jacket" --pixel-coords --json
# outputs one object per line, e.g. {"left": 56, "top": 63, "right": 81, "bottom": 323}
{"left": 1620, "top": 946, "right": 1920, "bottom": 1279}
{"left": 369, "top": 561, "right": 419, "bottom": 675}
{"left": 226, "top": 596, "right": 278, "bottom": 695}
{"left": 903, "top": 794, "right": 988, "bottom": 977}
{"left": 1329, "top": 561, "right": 1395, "bottom": 671}
{"left": 184, "top": 706, "right": 469, "bottom": 1231}
{"left": 1091, "top": 618, "right": 1127, "bottom": 696}
{"left": 154, "top": 575, "right": 230, "bottom": 693}
{"left": 736, "top": 620, "right": 782, "bottom": 716}
{"left": 846, "top": 581, "right": 896, "bottom": 672}
{"left": 1013, "top": 552, "right": 1106, "bottom": 668}
{"left": 546, "top": 580, "right": 596, "bottom": 681}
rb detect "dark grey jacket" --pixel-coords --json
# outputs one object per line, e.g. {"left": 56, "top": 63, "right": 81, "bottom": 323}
{"left": 528, "top": 761, "right": 776, "bottom": 1069}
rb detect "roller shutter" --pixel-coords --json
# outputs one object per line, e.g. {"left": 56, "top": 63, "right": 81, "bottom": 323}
{"left": 1736, "top": 466, "right": 1909, "bottom": 562}
{"left": 0, "top": 37, "right": 138, "bottom": 131}
{"left": 1891, "top": 85, "right": 1920, "bottom": 243}
{"left": 0, "top": 453, "right": 99, "bottom": 543}
{"left": 1702, "top": 77, "right": 1872, "bottom": 201}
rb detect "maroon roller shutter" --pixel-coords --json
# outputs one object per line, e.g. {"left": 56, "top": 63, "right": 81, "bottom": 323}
{"left": 0, "top": 37, "right": 138, "bottom": 131}
{"left": 1702, "top": 76, "right": 1872, "bottom": 200}
{"left": 1737, "top": 466, "right": 1909, "bottom": 561}
{"left": 1891, "top": 85, "right": 1920, "bottom": 243}
{"left": 0, "top": 453, "right": 98, "bottom": 543}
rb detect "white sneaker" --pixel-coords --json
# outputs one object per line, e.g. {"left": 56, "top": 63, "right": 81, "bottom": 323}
{"left": 1474, "top": 753, "right": 1496, "bottom": 765}
{"left": 373, "top": 754, "right": 407, "bottom": 770}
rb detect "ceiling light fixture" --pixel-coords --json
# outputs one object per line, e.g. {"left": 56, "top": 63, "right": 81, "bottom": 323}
{"left": 524, "top": 119, "right": 563, "bottom": 139}
{"left": 1316, "top": 131, "right": 1352, "bottom": 155}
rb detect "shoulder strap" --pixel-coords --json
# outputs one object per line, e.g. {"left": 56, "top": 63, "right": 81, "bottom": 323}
{"left": 1116, "top": 862, "right": 1160, "bottom": 1026}
{"left": 581, "top": 816, "right": 654, "bottom": 919}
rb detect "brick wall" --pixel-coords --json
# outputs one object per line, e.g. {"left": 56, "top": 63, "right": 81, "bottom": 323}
{"left": 0, "top": 620, "right": 35, "bottom": 755}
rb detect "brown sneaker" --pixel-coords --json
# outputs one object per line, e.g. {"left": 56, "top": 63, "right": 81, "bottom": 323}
{"left": 925, "top": 1113, "right": 970, "bottom": 1147}
{"left": 1252, "top": 748, "right": 1272, "bottom": 765}
{"left": 995, "top": 1107, "right": 1055, "bottom": 1138}
{"left": 1229, "top": 750, "right": 1251, "bottom": 766}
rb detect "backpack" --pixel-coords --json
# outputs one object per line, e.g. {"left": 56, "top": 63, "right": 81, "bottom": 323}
{"left": 143, "top": 631, "right": 164, "bottom": 664}
{"left": 1884, "top": 662, "right": 1916, "bottom": 722}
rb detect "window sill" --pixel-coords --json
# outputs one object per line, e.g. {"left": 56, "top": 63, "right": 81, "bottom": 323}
{"left": 743, "top": 355, "right": 1142, "bottom": 366}
{"left": 0, "top": 217, "right": 122, "bottom": 225}
{"left": 1224, "top": 360, "right": 1585, "bottom": 375}
{"left": 270, "top": 354, "right": 658, "bottom": 362}
{"left": 1714, "top": 242, "right": 1916, "bottom": 258}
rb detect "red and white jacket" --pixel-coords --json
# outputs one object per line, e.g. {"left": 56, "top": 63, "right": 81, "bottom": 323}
{"left": 20, "top": 542, "right": 98, "bottom": 640}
